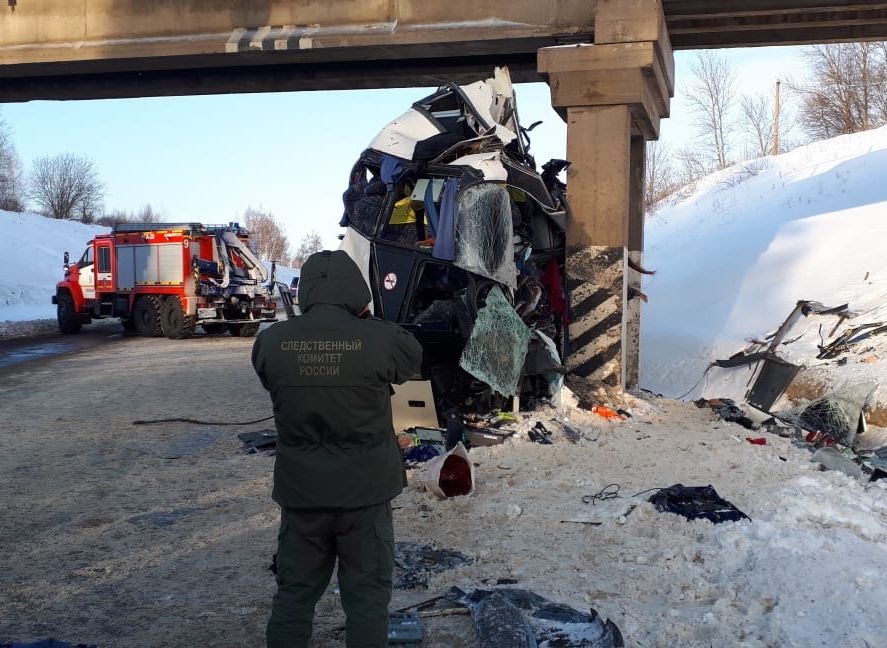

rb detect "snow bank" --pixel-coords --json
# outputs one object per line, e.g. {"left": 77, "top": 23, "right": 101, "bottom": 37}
{"left": 642, "top": 127, "right": 887, "bottom": 403}
{"left": 0, "top": 210, "right": 107, "bottom": 324}
{"left": 394, "top": 398, "right": 887, "bottom": 647}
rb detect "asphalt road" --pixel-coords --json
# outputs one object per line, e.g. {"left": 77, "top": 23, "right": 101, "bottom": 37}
{"left": 0, "top": 320, "right": 125, "bottom": 376}
{"left": 0, "top": 316, "right": 285, "bottom": 379}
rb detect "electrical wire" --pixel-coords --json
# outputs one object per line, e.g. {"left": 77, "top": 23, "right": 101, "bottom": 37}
{"left": 132, "top": 415, "right": 273, "bottom": 426}
{"left": 581, "top": 483, "right": 621, "bottom": 505}
{"left": 675, "top": 364, "right": 714, "bottom": 400}
{"left": 580, "top": 484, "right": 672, "bottom": 505}
{"left": 631, "top": 486, "right": 668, "bottom": 498}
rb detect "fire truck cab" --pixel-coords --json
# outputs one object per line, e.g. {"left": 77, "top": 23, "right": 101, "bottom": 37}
{"left": 53, "top": 222, "right": 282, "bottom": 338}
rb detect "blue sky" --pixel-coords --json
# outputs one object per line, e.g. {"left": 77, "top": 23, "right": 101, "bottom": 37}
{"left": 0, "top": 46, "right": 808, "bottom": 251}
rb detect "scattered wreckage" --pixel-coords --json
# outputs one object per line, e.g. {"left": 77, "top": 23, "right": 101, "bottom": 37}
{"left": 698, "top": 299, "right": 886, "bottom": 479}
{"left": 338, "top": 67, "right": 569, "bottom": 419}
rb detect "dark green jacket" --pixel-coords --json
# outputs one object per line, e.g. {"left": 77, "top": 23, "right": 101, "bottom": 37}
{"left": 252, "top": 250, "right": 422, "bottom": 510}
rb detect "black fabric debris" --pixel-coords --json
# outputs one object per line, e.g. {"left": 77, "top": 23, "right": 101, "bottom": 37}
{"left": 869, "top": 468, "right": 887, "bottom": 483}
{"left": 528, "top": 421, "right": 553, "bottom": 444}
{"left": 696, "top": 398, "right": 758, "bottom": 430}
{"left": 560, "top": 421, "right": 581, "bottom": 443}
{"left": 238, "top": 429, "right": 277, "bottom": 454}
{"left": 447, "top": 587, "right": 624, "bottom": 648}
{"left": 648, "top": 484, "right": 749, "bottom": 524}
{"left": 394, "top": 542, "right": 473, "bottom": 589}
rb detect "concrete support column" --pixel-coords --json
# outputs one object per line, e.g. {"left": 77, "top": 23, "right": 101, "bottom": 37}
{"left": 562, "top": 105, "right": 632, "bottom": 387}
{"left": 539, "top": 0, "right": 673, "bottom": 395}
{"left": 625, "top": 136, "right": 647, "bottom": 388}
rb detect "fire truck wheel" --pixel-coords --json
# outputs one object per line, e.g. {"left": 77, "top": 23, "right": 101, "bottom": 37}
{"left": 161, "top": 297, "right": 195, "bottom": 340}
{"left": 133, "top": 296, "right": 163, "bottom": 338}
{"left": 57, "top": 292, "right": 82, "bottom": 335}
{"left": 227, "top": 323, "right": 260, "bottom": 338}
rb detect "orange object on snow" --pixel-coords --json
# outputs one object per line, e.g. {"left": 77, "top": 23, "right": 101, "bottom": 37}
{"left": 591, "top": 405, "right": 626, "bottom": 421}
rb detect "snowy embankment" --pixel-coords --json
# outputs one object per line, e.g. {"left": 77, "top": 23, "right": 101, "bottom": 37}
{"left": 0, "top": 210, "right": 107, "bottom": 335}
{"left": 642, "top": 127, "right": 887, "bottom": 410}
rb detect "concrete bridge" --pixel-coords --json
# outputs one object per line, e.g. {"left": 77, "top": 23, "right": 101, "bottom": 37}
{"left": 3, "top": 0, "right": 886, "bottom": 390}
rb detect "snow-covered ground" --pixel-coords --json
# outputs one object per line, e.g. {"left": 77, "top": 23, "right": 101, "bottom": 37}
{"left": 642, "top": 127, "right": 887, "bottom": 407}
{"left": 0, "top": 210, "right": 106, "bottom": 325}
{"left": 4, "top": 330, "right": 887, "bottom": 647}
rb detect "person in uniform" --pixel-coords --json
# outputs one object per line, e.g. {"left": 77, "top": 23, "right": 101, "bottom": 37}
{"left": 252, "top": 250, "right": 422, "bottom": 648}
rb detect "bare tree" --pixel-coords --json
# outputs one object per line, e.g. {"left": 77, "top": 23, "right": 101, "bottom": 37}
{"left": 95, "top": 202, "right": 163, "bottom": 226}
{"left": 644, "top": 141, "right": 677, "bottom": 212}
{"left": 791, "top": 42, "right": 887, "bottom": 139}
{"left": 687, "top": 52, "right": 737, "bottom": 170}
{"left": 291, "top": 230, "right": 325, "bottom": 268}
{"left": 674, "top": 147, "right": 711, "bottom": 193}
{"left": 875, "top": 41, "right": 887, "bottom": 125}
{"left": 244, "top": 207, "right": 291, "bottom": 263}
{"left": 137, "top": 203, "right": 162, "bottom": 223}
{"left": 95, "top": 209, "right": 133, "bottom": 227}
{"left": 0, "top": 117, "right": 24, "bottom": 212}
{"left": 739, "top": 93, "right": 777, "bottom": 159}
{"left": 27, "top": 153, "right": 104, "bottom": 220}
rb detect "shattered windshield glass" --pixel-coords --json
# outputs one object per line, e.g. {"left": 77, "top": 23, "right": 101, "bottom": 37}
{"left": 459, "top": 287, "right": 531, "bottom": 397}
{"left": 454, "top": 184, "right": 516, "bottom": 289}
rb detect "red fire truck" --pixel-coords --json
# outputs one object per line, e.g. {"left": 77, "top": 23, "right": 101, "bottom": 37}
{"left": 53, "top": 222, "right": 288, "bottom": 338}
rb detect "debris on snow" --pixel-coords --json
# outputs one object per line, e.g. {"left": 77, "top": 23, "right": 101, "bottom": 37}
{"left": 647, "top": 484, "right": 750, "bottom": 524}
{"left": 642, "top": 126, "right": 887, "bottom": 421}
{"left": 394, "top": 542, "right": 473, "bottom": 590}
{"left": 447, "top": 587, "right": 624, "bottom": 648}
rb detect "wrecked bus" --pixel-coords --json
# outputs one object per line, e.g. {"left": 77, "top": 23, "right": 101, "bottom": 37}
{"left": 338, "top": 68, "right": 569, "bottom": 416}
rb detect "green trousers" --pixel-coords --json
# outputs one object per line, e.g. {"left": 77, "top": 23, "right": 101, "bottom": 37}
{"left": 266, "top": 501, "right": 394, "bottom": 648}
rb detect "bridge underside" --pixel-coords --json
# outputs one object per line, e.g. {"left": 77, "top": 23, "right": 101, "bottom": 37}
{"left": 2, "top": 1, "right": 887, "bottom": 101}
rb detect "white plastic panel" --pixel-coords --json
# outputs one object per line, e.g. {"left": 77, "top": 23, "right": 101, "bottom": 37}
{"left": 368, "top": 108, "right": 443, "bottom": 160}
